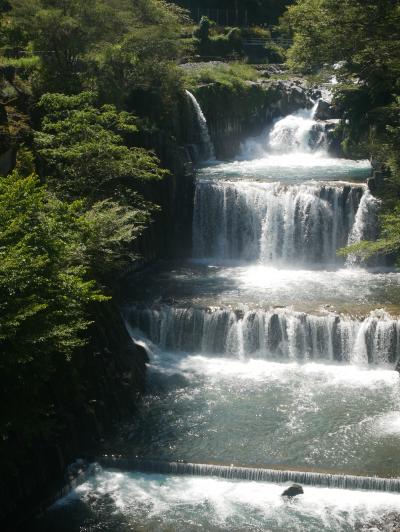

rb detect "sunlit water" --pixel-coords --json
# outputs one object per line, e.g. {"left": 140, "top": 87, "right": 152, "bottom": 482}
{"left": 127, "top": 260, "right": 400, "bottom": 315}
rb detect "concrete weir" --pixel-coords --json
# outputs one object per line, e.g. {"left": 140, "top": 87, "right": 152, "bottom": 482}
{"left": 98, "top": 456, "right": 400, "bottom": 493}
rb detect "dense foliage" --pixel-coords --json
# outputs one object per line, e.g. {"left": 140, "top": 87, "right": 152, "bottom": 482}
{"left": 174, "top": 0, "right": 295, "bottom": 24}
{"left": 285, "top": 0, "right": 400, "bottom": 263}
{"left": 190, "top": 16, "right": 285, "bottom": 62}
{"left": 0, "top": 0, "right": 186, "bottom": 468}
{"left": 0, "top": 159, "right": 106, "bottom": 445}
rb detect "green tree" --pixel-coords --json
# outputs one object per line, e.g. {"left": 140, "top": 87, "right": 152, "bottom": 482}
{"left": 34, "top": 91, "right": 167, "bottom": 202}
{"left": 4, "top": 0, "right": 188, "bottom": 93}
{"left": 0, "top": 163, "right": 105, "bottom": 444}
{"left": 4, "top": 0, "right": 140, "bottom": 90}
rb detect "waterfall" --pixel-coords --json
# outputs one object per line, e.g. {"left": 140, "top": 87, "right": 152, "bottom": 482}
{"left": 241, "top": 100, "right": 328, "bottom": 158}
{"left": 100, "top": 457, "right": 400, "bottom": 494}
{"left": 268, "top": 101, "right": 327, "bottom": 153}
{"left": 126, "top": 305, "right": 400, "bottom": 366}
{"left": 193, "top": 180, "right": 376, "bottom": 264}
{"left": 346, "top": 189, "right": 381, "bottom": 265}
{"left": 186, "top": 90, "right": 215, "bottom": 161}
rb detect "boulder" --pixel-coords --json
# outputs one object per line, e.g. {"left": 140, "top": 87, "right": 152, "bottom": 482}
{"left": 281, "top": 484, "right": 304, "bottom": 498}
{"left": 314, "top": 99, "right": 336, "bottom": 120}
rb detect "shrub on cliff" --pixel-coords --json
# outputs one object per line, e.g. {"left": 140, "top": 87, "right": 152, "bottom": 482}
{"left": 184, "top": 62, "right": 257, "bottom": 92}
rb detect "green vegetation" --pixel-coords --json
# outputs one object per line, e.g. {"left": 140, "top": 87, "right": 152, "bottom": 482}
{"left": 35, "top": 92, "right": 166, "bottom": 202}
{"left": 0, "top": 0, "right": 187, "bottom": 469}
{"left": 285, "top": 0, "right": 400, "bottom": 264}
{"left": 174, "top": 1, "right": 295, "bottom": 25}
{"left": 0, "top": 159, "right": 106, "bottom": 444}
{"left": 183, "top": 62, "right": 258, "bottom": 91}
{"left": 189, "top": 16, "right": 285, "bottom": 62}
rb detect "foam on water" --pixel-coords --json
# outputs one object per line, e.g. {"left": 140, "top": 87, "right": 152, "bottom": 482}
{"left": 47, "top": 470, "right": 400, "bottom": 531}
{"left": 112, "top": 341, "right": 400, "bottom": 476}
{"left": 198, "top": 154, "right": 371, "bottom": 182}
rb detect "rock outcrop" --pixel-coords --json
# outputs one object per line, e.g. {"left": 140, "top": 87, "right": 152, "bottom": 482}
{"left": 282, "top": 484, "right": 304, "bottom": 498}
{"left": 192, "top": 78, "right": 319, "bottom": 159}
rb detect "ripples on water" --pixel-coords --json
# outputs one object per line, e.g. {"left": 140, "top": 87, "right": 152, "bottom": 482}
{"left": 198, "top": 154, "right": 372, "bottom": 183}
{"left": 118, "top": 354, "right": 400, "bottom": 476}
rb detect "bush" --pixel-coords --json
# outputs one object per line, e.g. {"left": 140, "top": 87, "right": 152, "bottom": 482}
{"left": 183, "top": 62, "right": 258, "bottom": 92}
{"left": 264, "top": 41, "right": 286, "bottom": 63}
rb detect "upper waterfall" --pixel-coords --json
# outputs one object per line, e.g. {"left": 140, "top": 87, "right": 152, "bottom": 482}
{"left": 241, "top": 100, "right": 329, "bottom": 160}
{"left": 185, "top": 90, "right": 215, "bottom": 162}
{"left": 268, "top": 101, "right": 326, "bottom": 153}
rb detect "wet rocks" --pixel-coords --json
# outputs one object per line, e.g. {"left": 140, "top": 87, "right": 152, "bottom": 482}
{"left": 281, "top": 484, "right": 304, "bottom": 498}
{"left": 314, "top": 99, "right": 340, "bottom": 120}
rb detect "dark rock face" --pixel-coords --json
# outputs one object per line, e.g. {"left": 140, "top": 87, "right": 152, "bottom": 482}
{"left": 314, "top": 99, "right": 340, "bottom": 121}
{"left": 193, "top": 79, "right": 317, "bottom": 160}
{"left": 324, "top": 120, "right": 344, "bottom": 157}
{"left": 281, "top": 484, "right": 304, "bottom": 498}
{"left": 129, "top": 132, "right": 196, "bottom": 266}
{"left": 0, "top": 302, "right": 149, "bottom": 529}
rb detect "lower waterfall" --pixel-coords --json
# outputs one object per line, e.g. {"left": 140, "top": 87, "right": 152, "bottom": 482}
{"left": 126, "top": 305, "right": 400, "bottom": 365}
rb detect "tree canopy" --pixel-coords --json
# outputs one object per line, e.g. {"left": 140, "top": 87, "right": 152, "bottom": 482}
{"left": 0, "top": 0, "right": 183, "bottom": 459}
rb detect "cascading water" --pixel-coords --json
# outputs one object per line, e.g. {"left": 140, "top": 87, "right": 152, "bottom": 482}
{"left": 193, "top": 180, "right": 377, "bottom": 264}
{"left": 241, "top": 99, "right": 328, "bottom": 160}
{"left": 127, "top": 305, "right": 400, "bottom": 365}
{"left": 41, "top": 93, "right": 400, "bottom": 531}
{"left": 185, "top": 90, "right": 215, "bottom": 161}
{"left": 268, "top": 101, "right": 327, "bottom": 153}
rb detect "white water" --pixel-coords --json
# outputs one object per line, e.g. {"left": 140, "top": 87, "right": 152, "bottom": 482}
{"left": 185, "top": 90, "right": 215, "bottom": 161}
{"left": 193, "top": 180, "right": 377, "bottom": 265}
{"left": 49, "top": 470, "right": 400, "bottom": 531}
{"left": 128, "top": 306, "right": 400, "bottom": 365}
{"left": 241, "top": 100, "right": 325, "bottom": 159}
{"left": 268, "top": 102, "right": 326, "bottom": 153}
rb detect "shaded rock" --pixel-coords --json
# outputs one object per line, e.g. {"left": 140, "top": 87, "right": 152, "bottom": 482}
{"left": 314, "top": 99, "right": 338, "bottom": 120}
{"left": 281, "top": 484, "right": 304, "bottom": 498}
